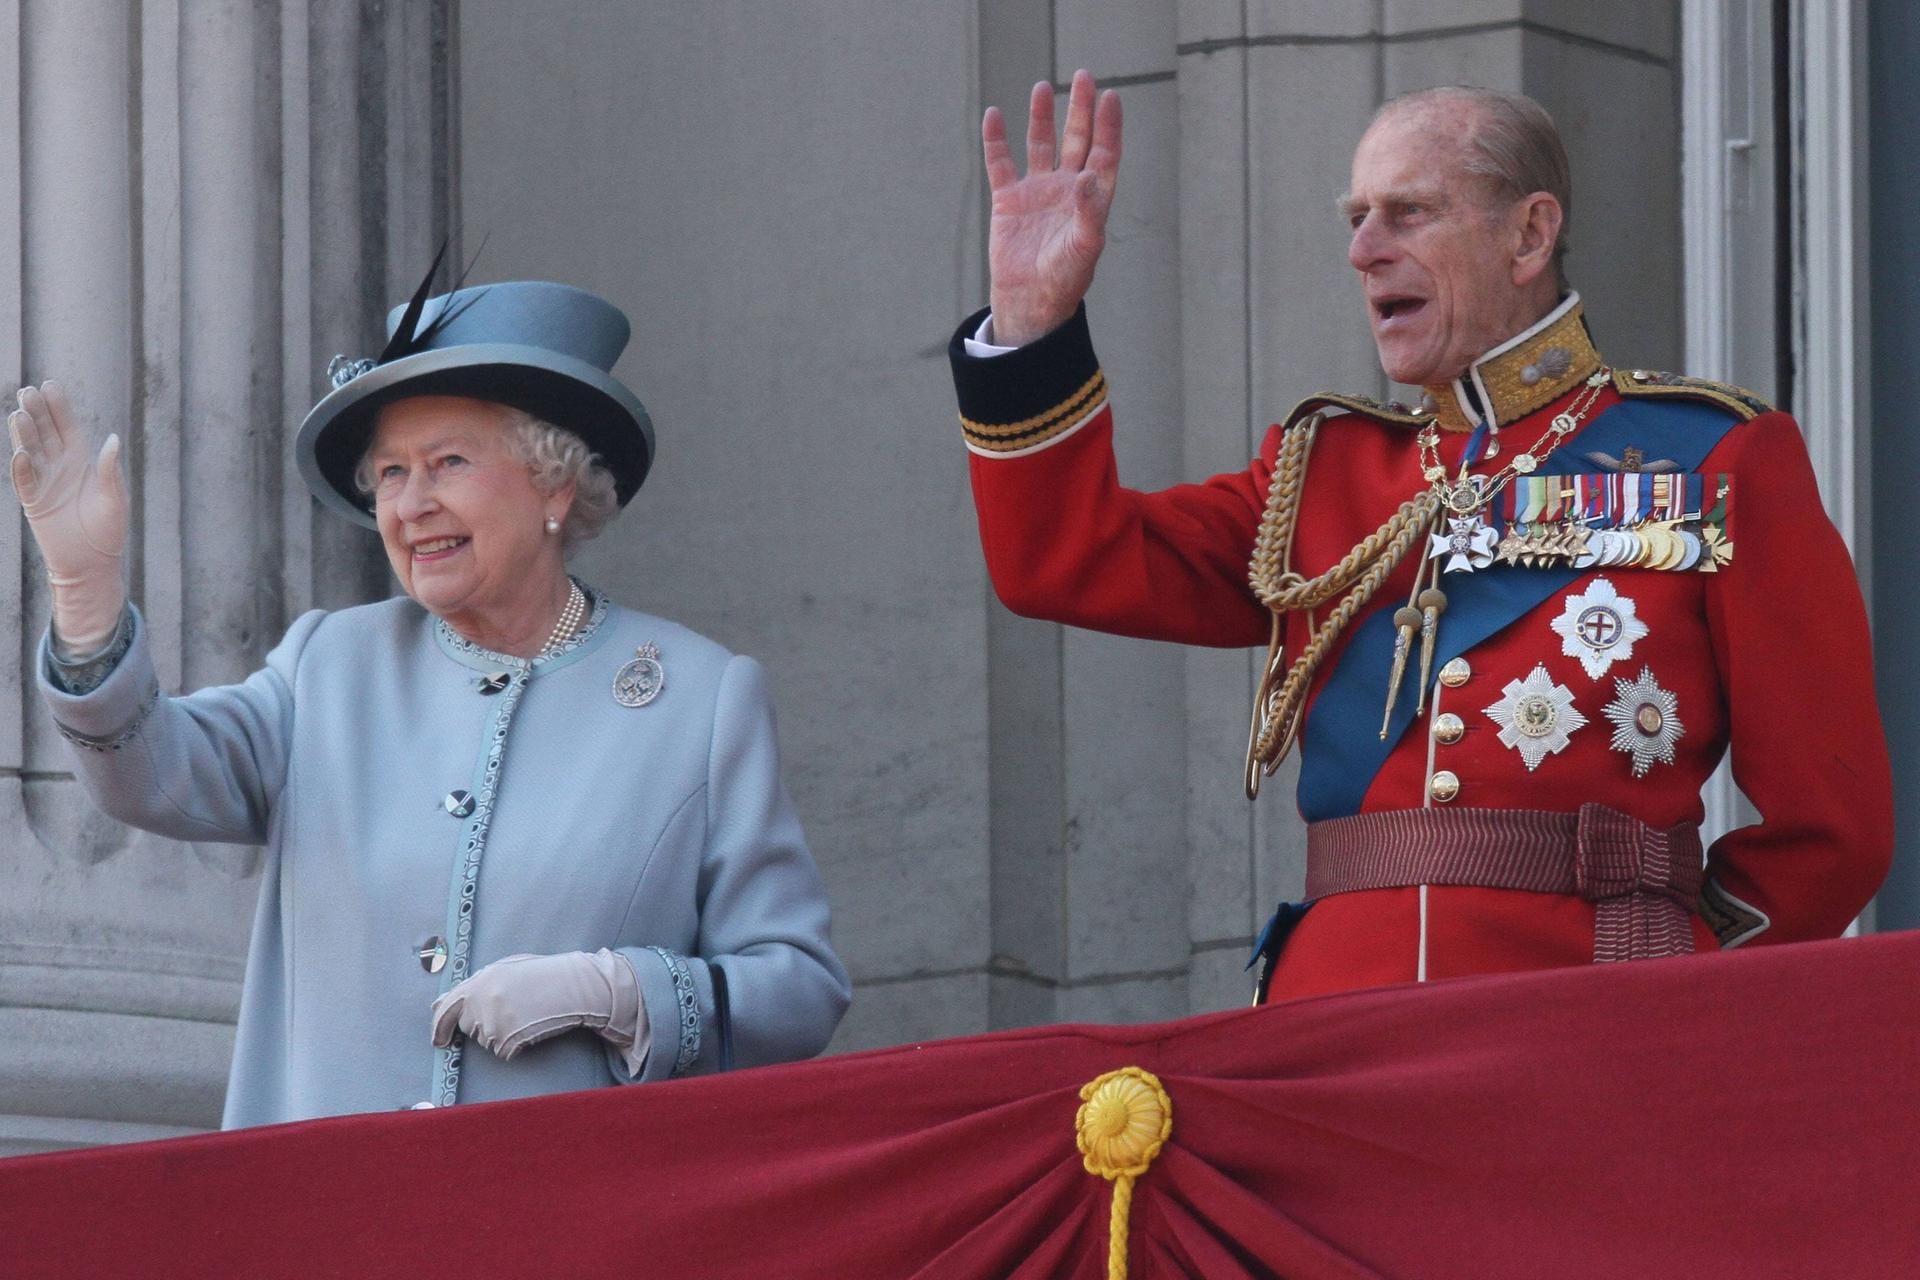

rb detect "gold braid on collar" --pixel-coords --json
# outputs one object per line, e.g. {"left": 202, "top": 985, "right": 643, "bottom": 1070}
{"left": 1420, "top": 298, "right": 1602, "bottom": 433}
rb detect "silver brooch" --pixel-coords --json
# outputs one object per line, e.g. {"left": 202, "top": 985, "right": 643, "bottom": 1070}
{"left": 327, "top": 354, "right": 376, "bottom": 388}
{"left": 1603, "top": 667, "right": 1684, "bottom": 776}
{"left": 1484, "top": 664, "right": 1587, "bottom": 770}
{"left": 1550, "top": 577, "right": 1648, "bottom": 679}
{"left": 613, "top": 642, "right": 665, "bottom": 708}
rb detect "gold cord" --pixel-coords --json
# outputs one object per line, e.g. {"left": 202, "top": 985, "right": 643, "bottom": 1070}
{"left": 1244, "top": 414, "right": 1438, "bottom": 798}
{"left": 1075, "top": 1067, "right": 1173, "bottom": 1280}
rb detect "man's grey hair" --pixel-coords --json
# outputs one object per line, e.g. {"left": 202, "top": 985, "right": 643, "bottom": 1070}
{"left": 1376, "top": 85, "right": 1572, "bottom": 288}
{"left": 353, "top": 407, "right": 621, "bottom": 552}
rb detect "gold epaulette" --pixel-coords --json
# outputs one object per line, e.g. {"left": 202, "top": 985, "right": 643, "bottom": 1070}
{"left": 1278, "top": 392, "right": 1430, "bottom": 433}
{"left": 1611, "top": 369, "right": 1772, "bottom": 422}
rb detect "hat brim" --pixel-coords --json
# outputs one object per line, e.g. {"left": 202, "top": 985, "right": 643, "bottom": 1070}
{"left": 296, "top": 343, "right": 656, "bottom": 529}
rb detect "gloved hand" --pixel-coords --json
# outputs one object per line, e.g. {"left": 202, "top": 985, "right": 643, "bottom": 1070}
{"left": 430, "top": 948, "right": 649, "bottom": 1071}
{"left": 7, "top": 383, "right": 128, "bottom": 657}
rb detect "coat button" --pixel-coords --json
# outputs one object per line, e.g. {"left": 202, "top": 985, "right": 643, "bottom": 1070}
{"left": 417, "top": 936, "right": 447, "bottom": 974}
{"left": 476, "top": 671, "right": 511, "bottom": 695}
{"left": 1433, "top": 713, "right": 1465, "bottom": 745}
{"left": 1438, "top": 658, "right": 1471, "bottom": 688}
{"left": 444, "top": 790, "right": 476, "bottom": 818}
{"left": 1430, "top": 770, "right": 1461, "bottom": 803}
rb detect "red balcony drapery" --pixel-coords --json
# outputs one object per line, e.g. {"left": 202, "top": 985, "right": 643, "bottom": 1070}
{"left": 2, "top": 932, "right": 1915, "bottom": 1279}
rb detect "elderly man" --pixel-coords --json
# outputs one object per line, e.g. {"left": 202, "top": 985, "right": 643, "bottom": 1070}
{"left": 948, "top": 75, "right": 1891, "bottom": 1002}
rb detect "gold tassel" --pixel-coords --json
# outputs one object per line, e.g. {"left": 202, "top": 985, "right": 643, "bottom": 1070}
{"left": 1414, "top": 586, "right": 1447, "bottom": 715}
{"left": 1076, "top": 1068, "right": 1173, "bottom": 1280}
{"left": 1380, "top": 606, "right": 1422, "bottom": 738}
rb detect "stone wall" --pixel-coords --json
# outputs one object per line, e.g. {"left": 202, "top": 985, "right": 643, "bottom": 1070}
{"left": 0, "top": 0, "right": 448, "bottom": 1156}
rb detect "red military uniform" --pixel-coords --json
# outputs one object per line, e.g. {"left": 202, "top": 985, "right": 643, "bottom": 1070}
{"left": 947, "top": 295, "right": 1891, "bottom": 1002}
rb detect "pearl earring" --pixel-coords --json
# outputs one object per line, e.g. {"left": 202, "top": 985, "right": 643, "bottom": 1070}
{"left": 544, "top": 515, "right": 560, "bottom": 534}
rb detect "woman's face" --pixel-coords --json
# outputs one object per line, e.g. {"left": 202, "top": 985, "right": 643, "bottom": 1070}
{"left": 365, "top": 396, "right": 569, "bottom": 626}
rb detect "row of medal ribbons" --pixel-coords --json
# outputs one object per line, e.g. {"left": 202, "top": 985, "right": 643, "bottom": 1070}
{"left": 1473, "top": 472, "right": 1734, "bottom": 573}
{"left": 1491, "top": 471, "right": 1730, "bottom": 529}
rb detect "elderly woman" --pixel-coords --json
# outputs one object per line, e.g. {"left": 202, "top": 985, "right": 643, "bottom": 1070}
{"left": 7, "top": 279, "right": 849, "bottom": 1125}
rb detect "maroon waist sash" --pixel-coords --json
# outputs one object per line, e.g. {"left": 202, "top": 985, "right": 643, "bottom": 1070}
{"left": 1305, "top": 803, "right": 1704, "bottom": 963}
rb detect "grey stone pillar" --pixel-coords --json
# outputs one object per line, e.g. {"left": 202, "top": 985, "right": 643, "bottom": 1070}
{"left": 0, "top": 0, "right": 449, "bottom": 1156}
{"left": 971, "top": 1, "right": 1196, "bottom": 1031}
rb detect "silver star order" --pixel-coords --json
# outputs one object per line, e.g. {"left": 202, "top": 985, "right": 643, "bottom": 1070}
{"left": 1483, "top": 664, "right": 1588, "bottom": 771}
{"left": 1602, "top": 666, "right": 1684, "bottom": 777}
{"left": 1428, "top": 516, "right": 1498, "bottom": 574}
{"left": 1549, "top": 576, "right": 1649, "bottom": 679}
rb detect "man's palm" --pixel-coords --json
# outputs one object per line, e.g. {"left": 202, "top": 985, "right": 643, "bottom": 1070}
{"left": 983, "top": 71, "right": 1122, "bottom": 347}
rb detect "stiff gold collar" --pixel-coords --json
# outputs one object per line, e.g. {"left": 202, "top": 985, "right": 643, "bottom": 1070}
{"left": 1419, "top": 294, "right": 1602, "bottom": 432}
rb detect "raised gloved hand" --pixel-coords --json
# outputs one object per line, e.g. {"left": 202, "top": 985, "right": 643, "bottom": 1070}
{"left": 7, "top": 383, "right": 128, "bottom": 657}
{"left": 430, "top": 949, "right": 648, "bottom": 1071}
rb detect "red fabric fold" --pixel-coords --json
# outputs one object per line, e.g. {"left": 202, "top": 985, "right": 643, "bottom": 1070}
{"left": 2, "top": 932, "right": 1915, "bottom": 1279}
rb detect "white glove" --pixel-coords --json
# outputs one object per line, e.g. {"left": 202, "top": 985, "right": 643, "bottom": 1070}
{"left": 430, "top": 949, "right": 649, "bottom": 1073}
{"left": 7, "top": 383, "right": 128, "bottom": 657}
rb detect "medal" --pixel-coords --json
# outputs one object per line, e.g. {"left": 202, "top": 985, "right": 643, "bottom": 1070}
{"left": 1446, "top": 479, "right": 1483, "bottom": 515}
{"left": 1551, "top": 577, "right": 1648, "bottom": 679}
{"left": 1483, "top": 664, "right": 1588, "bottom": 770}
{"left": 1428, "top": 515, "right": 1498, "bottom": 573}
{"left": 1701, "top": 523, "right": 1735, "bottom": 571}
{"left": 1672, "top": 527, "right": 1704, "bottom": 571}
{"left": 612, "top": 642, "right": 666, "bottom": 708}
{"left": 1602, "top": 666, "right": 1684, "bottom": 776}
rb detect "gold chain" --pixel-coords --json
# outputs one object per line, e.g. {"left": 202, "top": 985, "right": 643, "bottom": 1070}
{"left": 1417, "top": 369, "right": 1611, "bottom": 518}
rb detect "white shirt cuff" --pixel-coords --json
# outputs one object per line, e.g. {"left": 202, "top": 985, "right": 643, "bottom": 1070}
{"left": 962, "top": 313, "right": 1019, "bottom": 359}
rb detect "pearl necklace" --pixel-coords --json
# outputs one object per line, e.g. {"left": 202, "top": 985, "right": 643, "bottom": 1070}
{"left": 539, "top": 581, "right": 587, "bottom": 657}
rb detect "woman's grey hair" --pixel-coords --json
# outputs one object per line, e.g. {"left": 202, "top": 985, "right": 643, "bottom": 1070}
{"left": 353, "top": 407, "right": 621, "bottom": 552}
{"left": 1376, "top": 85, "right": 1572, "bottom": 289}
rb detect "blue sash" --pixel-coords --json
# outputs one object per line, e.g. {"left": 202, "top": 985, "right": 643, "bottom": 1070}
{"left": 1294, "top": 397, "right": 1742, "bottom": 821}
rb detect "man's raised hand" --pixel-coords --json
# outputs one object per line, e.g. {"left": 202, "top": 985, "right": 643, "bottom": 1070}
{"left": 983, "top": 69, "right": 1122, "bottom": 348}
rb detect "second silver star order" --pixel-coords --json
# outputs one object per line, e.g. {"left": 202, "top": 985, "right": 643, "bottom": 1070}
{"left": 1603, "top": 666, "right": 1684, "bottom": 776}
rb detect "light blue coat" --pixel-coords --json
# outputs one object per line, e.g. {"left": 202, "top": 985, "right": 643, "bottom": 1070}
{"left": 39, "top": 591, "right": 850, "bottom": 1127}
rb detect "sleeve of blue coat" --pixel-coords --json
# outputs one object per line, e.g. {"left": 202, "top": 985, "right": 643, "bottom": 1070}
{"left": 620, "top": 654, "right": 851, "bottom": 1082}
{"left": 36, "top": 606, "right": 324, "bottom": 845}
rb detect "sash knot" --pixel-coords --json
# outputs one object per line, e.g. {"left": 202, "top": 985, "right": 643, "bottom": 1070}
{"left": 1574, "top": 803, "right": 1702, "bottom": 961}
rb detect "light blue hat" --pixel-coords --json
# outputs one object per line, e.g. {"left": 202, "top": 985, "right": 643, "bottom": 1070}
{"left": 297, "top": 276, "right": 656, "bottom": 528}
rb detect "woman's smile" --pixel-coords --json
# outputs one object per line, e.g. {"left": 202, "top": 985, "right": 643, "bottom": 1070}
{"left": 409, "top": 534, "right": 470, "bottom": 562}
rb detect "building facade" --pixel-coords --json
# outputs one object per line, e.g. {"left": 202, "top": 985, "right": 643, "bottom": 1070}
{"left": 2, "top": 0, "right": 1906, "bottom": 1155}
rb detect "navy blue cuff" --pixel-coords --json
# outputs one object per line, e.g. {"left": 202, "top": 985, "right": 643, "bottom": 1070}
{"left": 947, "top": 304, "right": 1107, "bottom": 454}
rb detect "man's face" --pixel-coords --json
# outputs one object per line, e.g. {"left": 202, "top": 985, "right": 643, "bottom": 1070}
{"left": 1343, "top": 106, "right": 1537, "bottom": 386}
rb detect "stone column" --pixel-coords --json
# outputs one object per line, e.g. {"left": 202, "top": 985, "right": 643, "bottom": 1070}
{"left": 971, "top": 0, "right": 1196, "bottom": 1031}
{"left": 0, "top": 0, "right": 449, "bottom": 1157}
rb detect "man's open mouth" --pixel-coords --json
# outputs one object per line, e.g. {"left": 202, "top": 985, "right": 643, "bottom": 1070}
{"left": 1374, "top": 296, "right": 1427, "bottom": 323}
